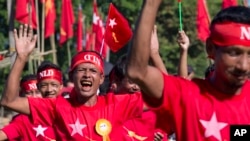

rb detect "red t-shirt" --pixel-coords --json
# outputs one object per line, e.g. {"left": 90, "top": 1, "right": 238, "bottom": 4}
{"left": 117, "top": 110, "right": 156, "bottom": 141}
{"left": 146, "top": 73, "right": 250, "bottom": 141}
{"left": 28, "top": 90, "right": 143, "bottom": 140}
{"left": 1, "top": 114, "right": 56, "bottom": 141}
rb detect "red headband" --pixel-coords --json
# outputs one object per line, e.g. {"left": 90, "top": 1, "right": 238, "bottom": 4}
{"left": 70, "top": 51, "right": 104, "bottom": 73}
{"left": 20, "top": 80, "right": 37, "bottom": 92}
{"left": 37, "top": 69, "right": 63, "bottom": 84}
{"left": 210, "top": 22, "right": 250, "bottom": 47}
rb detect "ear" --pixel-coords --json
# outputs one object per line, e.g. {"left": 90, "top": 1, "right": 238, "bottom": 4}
{"left": 206, "top": 37, "right": 216, "bottom": 60}
{"left": 99, "top": 74, "right": 105, "bottom": 85}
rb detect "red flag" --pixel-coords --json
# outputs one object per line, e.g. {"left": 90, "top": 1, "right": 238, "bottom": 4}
{"left": 44, "top": 0, "right": 56, "bottom": 38}
{"left": 196, "top": 0, "right": 210, "bottom": 42}
{"left": 92, "top": 0, "right": 107, "bottom": 58}
{"left": 222, "top": 0, "right": 237, "bottom": 9}
{"left": 15, "top": 0, "right": 37, "bottom": 29}
{"left": 85, "top": 30, "right": 94, "bottom": 51}
{"left": 76, "top": 5, "right": 84, "bottom": 52}
{"left": 59, "top": 0, "right": 75, "bottom": 45}
{"left": 104, "top": 3, "right": 133, "bottom": 52}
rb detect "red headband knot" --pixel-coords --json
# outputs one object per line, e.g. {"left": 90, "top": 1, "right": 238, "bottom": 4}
{"left": 20, "top": 80, "right": 37, "bottom": 92}
{"left": 37, "top": 68, "right": 63, "bottom": 84}
{"left": 70, "top": 51, "right": 104, "bottom": 73}
{"left": 210, "top": 22, "right": 250, "bottom": 47}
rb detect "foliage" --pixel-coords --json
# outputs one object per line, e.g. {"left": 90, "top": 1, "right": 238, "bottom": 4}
{"left": 0, "top": 0, "right": 246, "bottom": 94}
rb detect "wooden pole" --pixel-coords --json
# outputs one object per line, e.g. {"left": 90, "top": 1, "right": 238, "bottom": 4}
{"left": 35, "top": 0, "right": 41, "bottom": 65}
{"left": 7, "top": 0, "right": 15, "bottom": 55}
{"left": 41, "top": 0, "right": 45, "bottom": 62}
{"left": 67, "top": 41, "right": 71, "bottom": 67}
{"left": 50, "top": 34, "right": 58, "bottom": 65}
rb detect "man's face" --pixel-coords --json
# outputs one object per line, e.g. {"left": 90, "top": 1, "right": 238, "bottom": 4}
{"left": 23, "top": 90, "right": 42, "bottom": 98}
{"left": 214, "top": 45, "right": 250, "bottom": 87}
{"left": 72, "top": 62, "right": 104, "bottom": 98}
{"left": 114, "top": 77, "right": 140, "bottom": 94}
{"left": 38, "top": 79, "right": 63, "bottom": 98}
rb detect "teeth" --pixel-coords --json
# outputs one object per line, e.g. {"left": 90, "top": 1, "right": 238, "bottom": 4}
{"left": 81, "top": 81, "right": 92, "bottom": 85}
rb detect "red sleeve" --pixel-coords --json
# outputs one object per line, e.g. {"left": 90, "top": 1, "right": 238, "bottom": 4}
{"left": 28, "top": 97, "right": 56, "bottom": 125}
{"left": 1, "top": 115, "right": 23, "bottom": 140}
{"left": 146, "top": 73, "right": 200, "bottom": 116}
{"left": 115, "top": 93, "right": 144, "bottom": 121}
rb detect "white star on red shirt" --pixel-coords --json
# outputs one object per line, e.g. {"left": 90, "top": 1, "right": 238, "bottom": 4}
{"left": 33, "top": 125, "right": 47, "bottom": 137}
{"left": 109, "top": 18, "right": 117, "bottom": 29}
{"left": 199, "top": 112, "right": 228, "bottom": 141}
{"left": 69, "top": 118, "right": 86, "bottom": 136}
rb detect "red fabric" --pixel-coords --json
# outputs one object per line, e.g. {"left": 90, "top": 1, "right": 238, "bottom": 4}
{"left": 145, "top": 73, "right": 250, "bottom": 141}
{"left": 1, "top": 114, "right": 56, "bottom": 141}
{"left": 15, "top": 0, "right": 37, "bottom": 29}
{"left": 210, "top": 22, "right": 250, "bottom": 47}
{"left": 92, "top": 0, "right": 107, "bottom": 58}
{"left": 44, "top": 0, "right": 56, "bottom": 38}
{"left": 76, "top": 6, "right": 84, "bottom": 52}
{"left": 20, "top": 80, "right": 37, "bottom": 92}
{"left": 85, "top": 30, "right": 94, "bottom": 51}
{"left": 37, "top": 68, "right": 63, "bottom": 84}
{"left": 222, "top": 0, "right": 237, "bottom": 9}
{"left": 104, "top": 3, "right": 133, "bottom": 52}
{"left": 59, "top": 0, "right": 74, "bottom": 45}
{"left": 115, "top": 110, "right": 156, "bottom": 141}
{"left": 70, "top": 51, "right": 104, "bottom": 73}
{"left": 28, "top": 91, "right": 143, "bottom": 140}
{"left": 196, "top": 0, "right": 210, "bottom": 42}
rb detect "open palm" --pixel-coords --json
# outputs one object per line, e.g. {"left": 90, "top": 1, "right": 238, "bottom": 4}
{"left": 14, "top": 25, "right": 37, "bottom": 59}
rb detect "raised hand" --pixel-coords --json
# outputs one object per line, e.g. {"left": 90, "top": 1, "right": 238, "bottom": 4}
{"left": 177, "top": 30, "right": 190, "bottom": 51}
{"left": 13, "top": 24, "right": 38, "bottom": 60}
{"left": 150, "top": 25, "right": 160, "bottom": 54}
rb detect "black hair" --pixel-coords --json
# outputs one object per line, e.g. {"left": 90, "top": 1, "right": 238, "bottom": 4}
{"left": 211, "top": 6, "right": 250, "bottom": 27}
{"left": 20, "top": 74, "right": 37, "bottom": 84}
{"left": 204, "top": 64, "right": 215, "bottom": 78}
{"left": 109, "top": 54, "right": 127, "bottom": 82}
{"left": 37, "top": 61, "right": 62, "bottom": 73}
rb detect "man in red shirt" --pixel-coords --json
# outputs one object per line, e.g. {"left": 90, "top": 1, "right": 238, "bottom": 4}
{"left": 1, "top": 24, "right": 143, "bottom": 140}
{"left": 126, "top": 1, "right": 250, "bottom": 141}
{"left": 0, "top": 61, "right": 65, "bottom": 141}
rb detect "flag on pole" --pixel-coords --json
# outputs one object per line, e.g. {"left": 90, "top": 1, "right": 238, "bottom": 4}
{"left": 76, "top": 4, "right": 84, "bottom": 52}
{"left": 196, "top": 0, "right": 210, "bottom": 42}
{"left": 15, "top": 0, "right": 37, "bottom": 29}
{"left": 44, "top": 0, "right": 56, "bottom": 38}
{"left": 92, "top": 0, "right": 107, "bottom": 58}
{"left": 59, "top": 0, "right": 75, "bottom": 45}
{"left": 104, "top": 3, "right": 133, "bottom": 52}
{"left": 222, "top": 0, "right": 237, "bottom": 9}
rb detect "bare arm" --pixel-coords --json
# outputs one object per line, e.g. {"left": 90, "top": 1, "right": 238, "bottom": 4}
{"left": 150, "top": 25, "right": 168, "bottom": 74}
{"left": 177, "top": 30, "right": 190, "bottom": 79}
{"left": 0, "top": 130, "right": 7, "bottom": 141}
{"left": 0, "top": 25, "right": 37, "bottom": 114}
{"left": 127, "top": 0, "right": 163, "bottom": 103}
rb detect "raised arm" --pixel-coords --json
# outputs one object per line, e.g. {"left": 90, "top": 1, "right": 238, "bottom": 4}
{"left": 150, "top": 25, "right": 168, "bottom": 74}
{"left": 177, "top": 30, "right": 190, "bottom": 79}
{"left": 0, "top": 130, "right": 7, "bottom": 141}
{"left": 126, "top": 0, "right": 164, "bottom": 105}
{"left": 0, "top": 25, "right": 37, "bottom": 114}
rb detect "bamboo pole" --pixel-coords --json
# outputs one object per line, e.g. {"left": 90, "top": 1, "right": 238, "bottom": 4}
{"left": 67, "top": 41, "right": 71, "bottom": 67}
{"left": 35, "top": 0, "right": 41, "bottom": 65}
{"left": 7, "top": 0, "right": 15, "bottom": 55}
{"left": 41, "top": 0, "right": 45, "bottom": 62}
{"left": 50, "top": 34, "right": 58, "bottom": 65}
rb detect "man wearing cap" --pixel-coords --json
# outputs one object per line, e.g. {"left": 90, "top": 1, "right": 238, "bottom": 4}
{"left": 1, "top": 25, "right": 143, "bottom": 140}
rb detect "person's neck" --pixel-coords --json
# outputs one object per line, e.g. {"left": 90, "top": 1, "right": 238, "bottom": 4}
{"left": 209, "top": 74, "right": 242, "bottom": 96}
{"left": 76, "top": 94, "right": 98, "bottom": 107}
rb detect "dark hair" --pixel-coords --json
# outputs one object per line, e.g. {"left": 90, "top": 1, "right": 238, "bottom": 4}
{"left": 204, "top": 64, "right": 215, "bottom": 78}
{"left": 109, "top": 54, "right": 127, "bottom": 82}
{"left": 20, "top": 74, "right": 37, "bottom": 84}
{"left": 211, "top": 6, "right": 250, "bottom": 27}
{"left": 37, "top": 61, "right": 62, "bottom": 74}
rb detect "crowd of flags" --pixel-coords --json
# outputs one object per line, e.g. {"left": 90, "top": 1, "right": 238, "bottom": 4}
{"left": 13, "top": 0, "right": 248, "bottom": 59}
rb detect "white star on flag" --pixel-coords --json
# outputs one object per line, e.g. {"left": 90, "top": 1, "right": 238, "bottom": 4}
{"left": 33, "top": 125, "right": 47, "bottom": 137}
{"left": 69, "top": 118, "right": 86, "bottom": 136}
{"left": 93, "top": 13, "right": 100, "bottom": 25}
{"left": 199, "top": 112, "right": 228, "bottom": 141}
{"left": 109, "top": 18, "right": 117, "bottom": 29}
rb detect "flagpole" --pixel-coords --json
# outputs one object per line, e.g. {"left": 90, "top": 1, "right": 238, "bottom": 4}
{"left": 99, "top": 38, "right": 105, "bottom": 56}
{"left": 41, "top": 0, "right": 45, "bottom": 62}
{"left": 35, "top": 0, "right": 41, "bottom": 66}
{"left": 178, "top": 1, "right": 183, "bottom": 31}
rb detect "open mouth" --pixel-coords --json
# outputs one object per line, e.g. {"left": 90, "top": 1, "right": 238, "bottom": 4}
{"left": 80, "top": 80, "right": 93, "bottom": 90}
